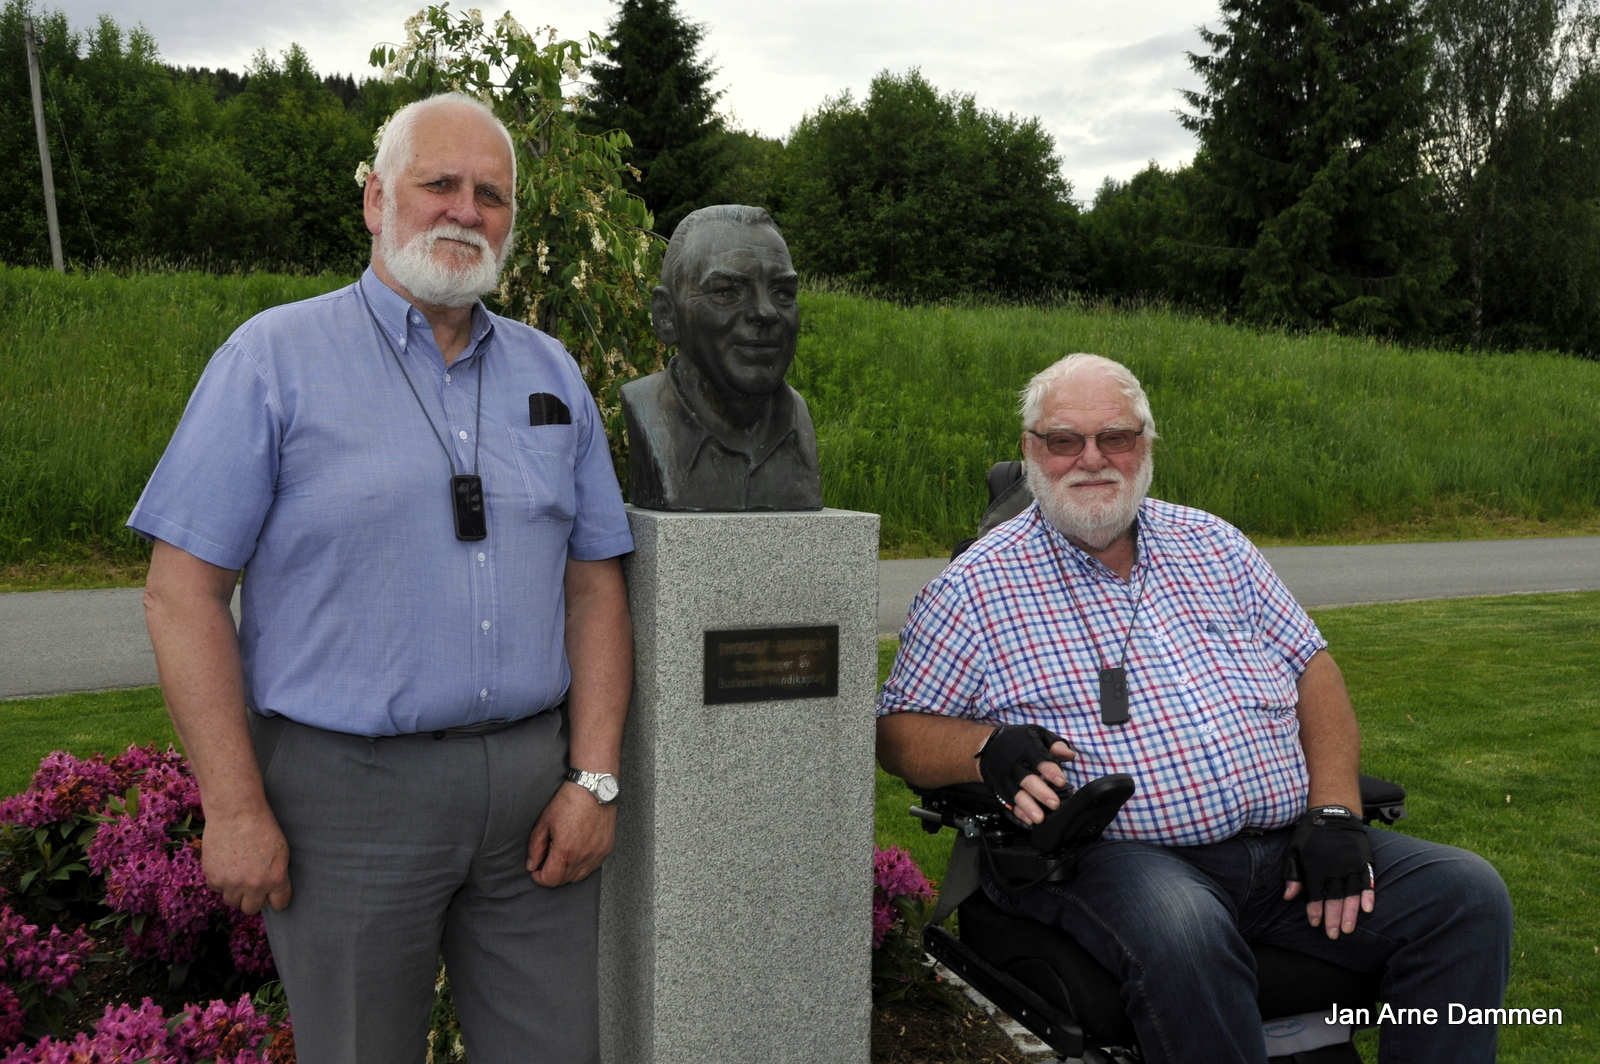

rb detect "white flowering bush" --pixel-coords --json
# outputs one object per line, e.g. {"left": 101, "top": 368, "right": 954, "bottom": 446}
{"left": 368, "top": 5, "right": 665, "bottom": 477}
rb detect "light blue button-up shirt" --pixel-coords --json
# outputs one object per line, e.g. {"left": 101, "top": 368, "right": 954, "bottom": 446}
{"left": 129, "top": 269, "right": 633, "bottom": 736}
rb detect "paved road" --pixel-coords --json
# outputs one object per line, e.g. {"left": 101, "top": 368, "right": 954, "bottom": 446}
{"left": 877, "top": 536, "right": 1600, "bottom": 636}
{"left": 3, "top": 538, "right": 1598, "bottom": 699}
{"left": 1, "top": 587, "right": 239, "bottom": 700}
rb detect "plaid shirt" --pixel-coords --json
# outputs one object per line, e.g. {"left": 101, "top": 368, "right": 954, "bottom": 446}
{"left": 879, "top": 498, "right": 1326, "bottom": 846}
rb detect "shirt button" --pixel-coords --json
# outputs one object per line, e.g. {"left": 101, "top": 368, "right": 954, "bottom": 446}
{"left": 477, "top": 552, "right": 486, "bottom": 562}
{"left": 444, "top": 373, "right": 452, "bottom": 383}
{"left": 481, "top": 620, "right": 490, "bottom": 631}
{"left": 458, "top": 430, "right": 469, "bottom": 441}
{"left": 480, "top": 689, "right": 488, "bottom": 699}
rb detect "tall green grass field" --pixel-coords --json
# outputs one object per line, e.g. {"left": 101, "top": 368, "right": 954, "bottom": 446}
{"left": 4, "top": 267, "right": 1600, "bottom": 564}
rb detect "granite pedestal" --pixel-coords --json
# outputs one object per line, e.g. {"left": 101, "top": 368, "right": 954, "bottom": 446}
{"left": 600, "top": 507, "right": 880, "bottom": 1064}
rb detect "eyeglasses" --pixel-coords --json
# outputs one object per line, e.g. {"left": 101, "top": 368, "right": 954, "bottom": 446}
{"left": 1026, "top": 427, "right": 1145, "bottom": 457}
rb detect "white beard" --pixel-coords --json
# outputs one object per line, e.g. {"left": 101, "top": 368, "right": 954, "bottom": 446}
{"left": 1025, "top": 450, "right": 1153, "bottom": 550}
{"left": 379, "top": 200, "right": 509, "bottom": 309}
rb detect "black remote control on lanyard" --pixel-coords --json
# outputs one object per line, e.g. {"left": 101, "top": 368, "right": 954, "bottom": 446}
{"left": 451, "top": 474, "right": 487, "bottom": 541}
{"left": 1061, "top": 555, "right": 1147, "bottom": 726}
{"left": 1098, "top": 666, "right": 1130, "bottom": 725}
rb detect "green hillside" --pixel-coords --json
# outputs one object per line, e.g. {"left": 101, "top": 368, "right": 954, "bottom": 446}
{"left": 3, "top": 267, "right": 1599, "bottom": 577}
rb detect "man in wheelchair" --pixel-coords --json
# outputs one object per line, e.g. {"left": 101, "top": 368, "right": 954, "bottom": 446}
{"left": 876, "top": 354, "right": 1513, "bottom": 1064}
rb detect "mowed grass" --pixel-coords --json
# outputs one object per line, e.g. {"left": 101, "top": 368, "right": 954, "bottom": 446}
{"left": 793, "top": 293, "right": 1600, "bottom": 555}
{"left": 0, "top": 686, "right": 176, "bottom": 797}
{"left": 873, "top": 592, "right": 1600, "bottom": 1062}
{"left": 5, "top": 268, "right": 1600, "bottom": 577}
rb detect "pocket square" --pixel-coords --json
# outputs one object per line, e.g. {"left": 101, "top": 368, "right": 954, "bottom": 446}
{"left": 529, "top": 392, "right": 572, "bottom": 426}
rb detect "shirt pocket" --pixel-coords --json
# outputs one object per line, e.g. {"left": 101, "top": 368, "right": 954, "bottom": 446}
{"left": 1198, "top": 621, "right": 1297, "bottom": 711}
{"left": 509, "top": 426, "right": 577, "bottom": 523}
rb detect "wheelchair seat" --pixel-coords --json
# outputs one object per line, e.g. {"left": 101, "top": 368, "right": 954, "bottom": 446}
{"left": 912, "top": 776, "right": 1406, "bottom": 1063}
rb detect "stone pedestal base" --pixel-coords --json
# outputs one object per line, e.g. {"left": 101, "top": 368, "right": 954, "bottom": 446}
{"left": 600, "top": 507, "right": 880, "bottom": 1064}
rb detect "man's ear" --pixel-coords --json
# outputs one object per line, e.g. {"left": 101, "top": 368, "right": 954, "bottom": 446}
{"left": 651, "top": 287, "right": 678, "bottom": 345}
{"left": 363, "top": 173, "right": 385, "bottom": 237}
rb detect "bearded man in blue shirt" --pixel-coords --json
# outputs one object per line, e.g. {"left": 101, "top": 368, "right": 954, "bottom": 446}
{"left": 130, "top": 93, "right": 634, "bottom": 1063}
{"left": 877, "top": 354, "right": 1513, "bottom": 1064}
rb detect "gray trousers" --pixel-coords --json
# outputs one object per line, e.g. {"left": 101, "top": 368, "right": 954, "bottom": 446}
{"left": 251, "top": 709, "right": 599, "bottom": 1064}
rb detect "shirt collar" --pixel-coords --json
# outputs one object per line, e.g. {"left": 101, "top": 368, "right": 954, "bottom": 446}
{"left": 1030, "top": 498, "right": 1161, "bottom": 582}
{"left": 666, "top": 354, "right": 801, "bottom": 469}
{"left": 358, "top": 267, "right": 497, "bottom": 359}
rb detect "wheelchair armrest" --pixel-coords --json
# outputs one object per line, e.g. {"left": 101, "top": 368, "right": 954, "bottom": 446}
{"left": 1359, "top": 774, "right": 1407, "bottom": 825}
{"left": 911, "top": 782, "right": 1009, "bottom": 833}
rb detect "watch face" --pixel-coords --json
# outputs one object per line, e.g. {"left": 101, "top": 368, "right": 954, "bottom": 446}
{"left": 596, "top": 775, "right": 619, "bottom": 803}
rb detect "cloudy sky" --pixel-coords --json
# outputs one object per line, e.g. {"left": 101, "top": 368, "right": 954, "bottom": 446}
{"left": 48, "top": 0, "right": 1223, "bottom": 200}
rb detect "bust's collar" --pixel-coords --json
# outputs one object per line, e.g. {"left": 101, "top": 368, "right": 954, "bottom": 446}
{"left": 667, "top": 354, "right": 800, "bottom": 469}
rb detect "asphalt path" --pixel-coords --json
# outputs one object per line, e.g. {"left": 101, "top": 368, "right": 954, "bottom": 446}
{"left": 2, "top": 538, "right": 1597, "bottom": 699}
{"left": 876, "top": 535, "right": 1600, "bottom": 636}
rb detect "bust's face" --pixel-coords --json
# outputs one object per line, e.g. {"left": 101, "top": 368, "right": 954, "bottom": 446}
{"left": 666, "top": 224, "right": 800, "bottom": 399}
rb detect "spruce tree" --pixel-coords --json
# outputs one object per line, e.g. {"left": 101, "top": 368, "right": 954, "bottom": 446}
{"left": 1180, "top": 0, "right": 1455, "bottom": 334}
{"left": 586, "top": 0, "right": 725, "bottom": 235}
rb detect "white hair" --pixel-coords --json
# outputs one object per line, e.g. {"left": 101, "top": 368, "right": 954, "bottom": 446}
{"left": 372, "top": 92, "right": 518, "bottom": 192}
{"left": 1018, "top": 353, "right": 1159, "bottom": 439}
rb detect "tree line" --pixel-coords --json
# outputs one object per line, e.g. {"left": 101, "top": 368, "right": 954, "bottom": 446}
{"left": 6, "top": 0, "right": 1600, "bottom": 356}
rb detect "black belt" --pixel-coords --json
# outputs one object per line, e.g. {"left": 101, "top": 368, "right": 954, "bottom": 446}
{"left": 426, "top": 700, "right": 566, "bottom": 741}
{"left": 429, "top": 717, "right": 520, "bottom": 740}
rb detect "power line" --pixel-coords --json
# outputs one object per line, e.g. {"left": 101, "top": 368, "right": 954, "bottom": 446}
{"left": 41, "top": 68, "right": 100, "bottom": 263}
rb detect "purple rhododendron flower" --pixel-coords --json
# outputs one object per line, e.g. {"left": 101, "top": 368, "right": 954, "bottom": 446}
{"left": 0, "top": 906, "right": 93, "bottom": 996}
{"left": 82, "top": 750, "right": 256, "bottom": 969}
{"left": 873, "top": 846, "right": 934, "bottom": 903}
{"left": 872, "top": 893, "right": 899, "bottom": 950}
{"left": 228, "top": 913, "right": 275, "bottom": 976}
{"left": 0, "top": 751, "right": 123, "bottom": 829}
{"left": 871, "top": 846, "right": 935, "bottom": 950}
{"left": 0, "top": 985, "right": 23, "bottom": 1049}
{"left": 0, "top": 996, "right": 284, "bottom": 1064}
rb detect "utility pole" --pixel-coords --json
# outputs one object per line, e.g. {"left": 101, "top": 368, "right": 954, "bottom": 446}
{"left": 23, "top": 17, "right": 64, "bottom": 273}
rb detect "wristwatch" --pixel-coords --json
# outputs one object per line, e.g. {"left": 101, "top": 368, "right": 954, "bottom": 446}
{"left": 566, "top": 767, "right": 620, "bottom": 805}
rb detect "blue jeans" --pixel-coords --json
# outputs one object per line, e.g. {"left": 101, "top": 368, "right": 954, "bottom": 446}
{"left": 985, "top": 825, "right": 1512, "bottom": 1064}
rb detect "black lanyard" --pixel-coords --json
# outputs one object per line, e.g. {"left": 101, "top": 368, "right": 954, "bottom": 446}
{"left": 1057, "top": 541, "right": 1148, "bottom": 726}
{"left": 361, "top": 289, "right": 488, "bottom": 541}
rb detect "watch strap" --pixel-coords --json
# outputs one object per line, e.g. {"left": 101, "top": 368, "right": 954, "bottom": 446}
{"left": 566, "top": 767, "right": 619, "bottom": 804}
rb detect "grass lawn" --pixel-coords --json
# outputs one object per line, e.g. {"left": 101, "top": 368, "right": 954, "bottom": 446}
{"left": 2, "top": 594, "right": 1593, "bottom": 1058}
{"left": 0, "top": 687, "right": 176, "bottom": 797}
{"left": 874, "top": 592, "right": 1600, "bottom": 1062}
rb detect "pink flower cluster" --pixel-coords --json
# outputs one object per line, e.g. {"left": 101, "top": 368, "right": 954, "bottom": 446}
{"left": 66, "top": 751, "right": 274, "bottom": 976}
{"left": 872, "top": 846, "right": 935, "bottom": 949}
{"left": 0, "top": 996, "right": 293, "bottom": 1063}
{"left": 0, "top": 906, "right": 93, "bottom": 996}
{"left": 0, "top": 751, "right": 128, "bottom": 830}
{"left": 0, "top": 744, "right": 194, "bottom": 834}
{"left": 86, "top": 758, "right": 210, "bottom": 964}
{"left": 0, "top": 987, "right": 21, "bottom": 1050}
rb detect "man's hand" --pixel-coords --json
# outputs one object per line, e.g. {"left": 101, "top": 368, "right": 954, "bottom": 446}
{"left": 526, "top": 782, "right": 617, "bottom": 887}
{"left": 978, "top": 724, "right": 1077, "bottom": 826}
{"left": 1283, "top": 805, "right": 1376, "bottom": 939}
{"left": 200, "top": 806, "right": 292, "bottom": 914}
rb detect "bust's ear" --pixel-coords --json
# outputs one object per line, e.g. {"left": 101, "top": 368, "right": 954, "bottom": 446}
{"left": 651, "top": 287, "right": 678, "bottom": 346}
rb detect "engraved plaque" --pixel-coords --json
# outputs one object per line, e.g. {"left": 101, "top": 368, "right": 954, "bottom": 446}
{"left": 703, "top": 626, "right": 840, "bottom": 704}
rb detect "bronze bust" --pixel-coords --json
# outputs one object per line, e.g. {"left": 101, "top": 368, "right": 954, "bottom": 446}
{"left": 621, "top": 205, "right": 823, "bottom": 512}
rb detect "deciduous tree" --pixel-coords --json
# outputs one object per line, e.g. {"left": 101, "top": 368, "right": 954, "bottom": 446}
{"left": 780, "top": 69, "right": 1082, "bottom": 298}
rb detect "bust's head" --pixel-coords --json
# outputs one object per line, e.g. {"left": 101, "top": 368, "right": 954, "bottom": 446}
{"left": 652, "top": 206, "right": 799, "bottom": 401}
